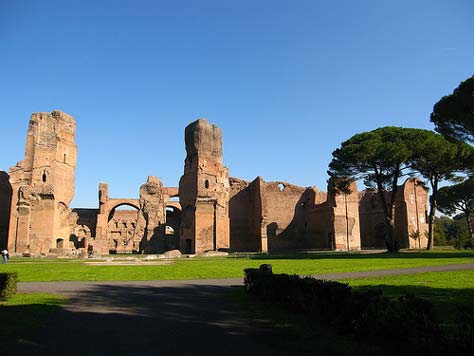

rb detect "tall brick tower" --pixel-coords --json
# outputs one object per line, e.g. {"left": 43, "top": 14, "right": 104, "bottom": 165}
{"left": 179, "top": 119, "right": 230, "bottom": 254}
{"left": 8, "top": 111, "right": 77, "bottom": 254}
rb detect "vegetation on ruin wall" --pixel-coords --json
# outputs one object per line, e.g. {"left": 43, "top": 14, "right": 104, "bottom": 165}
{"left": 0, "top": 293, "right": 66, "bottom": 347}
{"left": 1, "top": 250, "right": 473, "bottom": 282}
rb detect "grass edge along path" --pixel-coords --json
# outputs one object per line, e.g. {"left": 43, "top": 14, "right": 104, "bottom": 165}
{"left": 2, "top": 250, "right": 474, "bottom": 282}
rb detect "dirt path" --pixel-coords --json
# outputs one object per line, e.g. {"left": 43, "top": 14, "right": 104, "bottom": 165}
{"left": 14, "top": 263, "right": 474, "bottom": 356}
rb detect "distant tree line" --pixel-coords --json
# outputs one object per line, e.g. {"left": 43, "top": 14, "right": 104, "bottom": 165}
{"left": 328, "top": 76, "right": 474, "bottom": 251}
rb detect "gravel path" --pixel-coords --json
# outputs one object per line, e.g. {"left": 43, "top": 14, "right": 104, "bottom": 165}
{"left": 13, "top": 263, "right": 474, "bottom": 356}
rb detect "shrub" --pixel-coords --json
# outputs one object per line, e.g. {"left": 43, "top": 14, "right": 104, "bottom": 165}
{"left": 453, "top": 306, "right": 474, "bottom": 352}
{"left": 0, "top": 272, "right": 18, "bottom": 300}
{"left": 243, "top": 267, "right": 447, "bottom": 355}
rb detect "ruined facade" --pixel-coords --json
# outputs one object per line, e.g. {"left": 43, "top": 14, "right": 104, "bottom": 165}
{"left": 0, "top": 172, "right": 12, "bottom": 249}
{"left": 359, "top": 179, "right": 429, "bottom": 249}
{"left": 0, "top": 112, "right": 429, "bottom": 256}
{"left": 6, "top": 111, "right": 77, "bottom": 254}
{"left": 179, "top": 119, "right": 230, "bottom": 254}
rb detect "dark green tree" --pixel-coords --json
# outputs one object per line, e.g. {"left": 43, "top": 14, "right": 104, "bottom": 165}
{"left": 410, "top": 130, "right": 473, "bottom": 249}
{"left": 438, "top": 179, "right": 474, "bottom": 246}
{"left": 431, "top": 76, "right": 474, "bottom": 144}
{"left": 434, "top": 215, "right": 470, "bottom": 248}
{"left": 328, "top": 127, "right": 414, "bottom": 252}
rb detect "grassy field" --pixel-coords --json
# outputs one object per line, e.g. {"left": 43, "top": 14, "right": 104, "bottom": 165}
{"left": 229, "top": 269, "right": 474, "bottom": 355}
{"left": 228, "top": 288, "right": 396, "bottom": 356}
{"left": 0, "top": 250, "right": 473, "bottom": 282}
{"left": 0, "top": 293, "right": 67, "bottom": 347}
{"left": 345, "top": 270, "right": 474, "bottom": 330}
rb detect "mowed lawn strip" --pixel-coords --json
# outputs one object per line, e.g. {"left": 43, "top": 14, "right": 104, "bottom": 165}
{"left": 344, "top": 270, "right": 474, "bottom": 330}
{"left": 1, "top": 250, "right": 473, "bottom": 282}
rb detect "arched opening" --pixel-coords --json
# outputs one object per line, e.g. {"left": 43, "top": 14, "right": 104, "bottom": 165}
{"left": 56, "top": 238, "right": 64, "bottom": 249}
{"left": 107, "top": 203, "right": 140, "bottom": 222}
{"left": 107, "top": 203, "right": 139, "bottom": 254}
{"left": 70, "top": 225, "right": 91, "bottom": 249}
{"left": 42, "top": 171, "right": 47, "bottom": 183}
{"left": 165, "top": 205, "right": 181, "bottom": 250}
{"left": 278, "top": 183, "right": 285, "bottom": 192}
{"left": 205, "top": 179, "right": 209, "bottom": 189}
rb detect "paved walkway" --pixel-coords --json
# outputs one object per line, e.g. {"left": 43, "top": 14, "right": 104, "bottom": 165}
{"left": 13, "top": 263, "right": 474, "bottom": 356}
{"left": 18, "top": 262, "right": 474, "bottom": 295}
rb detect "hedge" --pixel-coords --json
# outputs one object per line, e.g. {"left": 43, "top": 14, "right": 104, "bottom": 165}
{"left": 244, "top": 266, "right": 473, "bottom": 355}
{"left": 0, "top": 272, "right": 18, "bottom": 300}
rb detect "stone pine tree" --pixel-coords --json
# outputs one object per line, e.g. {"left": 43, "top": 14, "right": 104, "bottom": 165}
{"left": 431, "top": 76, "right": 474, "bottom": 144}
{"left": 438, "top": 178, "right": 474, "bottom": 246}
{"left": 328, "top": 127, "right": 414, "bottom": 252}
{"left": 410, "top": 130, "right": 474, "bottom": 250}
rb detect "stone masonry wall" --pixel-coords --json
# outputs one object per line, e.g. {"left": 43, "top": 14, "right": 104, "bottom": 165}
{"left": 228, "top": 177, "right": 262, "bottom": 252}
{"left": 179, "top": 119, "right": 230, "bottom": 254}
{"left": 7, "top": 111, "right": 77, "bottom": 254}
{"left": 0, "top": 171, "right": 12, "bottom": 249}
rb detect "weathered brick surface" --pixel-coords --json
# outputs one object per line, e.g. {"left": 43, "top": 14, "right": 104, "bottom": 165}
{"left": 7, "top": 111, "right": 77, "bottom": 254}
{"left": 179, "top": 119, "right": 230, "bottom": 254}
{"left": 0, "top": 171, "right": 12, "bottom": 249}
{"left": 3, "top": 113, "right": 429, "bottom": 255}
{"left": 359, "top": 178, "right": 429, "bottom": 249}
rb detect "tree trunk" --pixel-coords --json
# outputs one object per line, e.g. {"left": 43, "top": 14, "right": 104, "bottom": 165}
{"left": 373, "top": 165, "right": 400, "bottom": 252}
{"left": 465, "top": 211, "right": 473, "bottom": 246}
{"left": 426, "top": 177, "right": 438, "bottom": 250}
{"left": 375, "top": 184, "right": 396, "bottom": 252}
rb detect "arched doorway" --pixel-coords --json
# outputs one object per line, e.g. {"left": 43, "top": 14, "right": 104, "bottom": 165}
{"left": 165, "top": 205, "right": 181, "bottom": 250}
{"left": 107, "top": 203, "right": 139, "bottom": 254}
{"left": 70, "top": 224, "right": 92, "bottom": 249}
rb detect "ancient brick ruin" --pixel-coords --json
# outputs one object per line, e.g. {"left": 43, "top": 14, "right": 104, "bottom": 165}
{"left": 0, "top": 111, "right": 429, "bottom": 256}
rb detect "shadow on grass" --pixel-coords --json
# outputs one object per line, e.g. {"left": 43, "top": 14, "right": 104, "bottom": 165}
{"left": 5, "top": 281, "right": 474, "bottom": 356}
{"left": 8, "top": 284, "right": 294, "bottom": 356}
{"left": 232, "top": 282, "right": 474, "bottom": 356}
{"left": 0, "top": 298, "right": 64, "bottom": 349}
{"left": 352, "top": 283, "right": 474, "bottom": 329}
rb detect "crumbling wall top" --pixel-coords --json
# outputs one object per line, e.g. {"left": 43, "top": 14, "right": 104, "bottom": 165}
{"left": 184, "top": 118, "right": 223, "bottom": 160}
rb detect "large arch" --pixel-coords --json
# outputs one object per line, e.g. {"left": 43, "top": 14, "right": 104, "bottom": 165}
{"left": 96, "top": 198, "right": 141, "bottom": 254}
{"left": 165, "top": 204, "right": 181, "bottom": 251}
{"left": 106, "top": 202, "right": 139, "bottom": 254}
{"left": 107, "top": 202, "right": 140, "bottom": 222}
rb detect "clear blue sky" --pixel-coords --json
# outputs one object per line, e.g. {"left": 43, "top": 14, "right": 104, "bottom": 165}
{"left": 1, "top": 1, "right": 473, "bottom": 208}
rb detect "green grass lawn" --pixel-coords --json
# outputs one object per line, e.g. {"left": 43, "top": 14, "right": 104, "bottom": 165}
{"left": 344, "top": 270, "right": 474, "bottom": 330}
{"left": 227, "top": 288, "right": 397, "bottom": 356}
{"left": 228, "top": 269, "right": 474, "bottom": 355}
{"left": 1, "top": 250, "right": 473, "bottom": 282}
{"left": 0, "top": 293, "right": 67, "bottom": 347}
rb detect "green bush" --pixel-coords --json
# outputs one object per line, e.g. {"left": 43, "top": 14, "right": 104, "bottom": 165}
{"left": 243, "top": 267, "right": 471, "bottom": 355}
{"left": 0, "top": 273, "right": 18, "bottom": 300}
